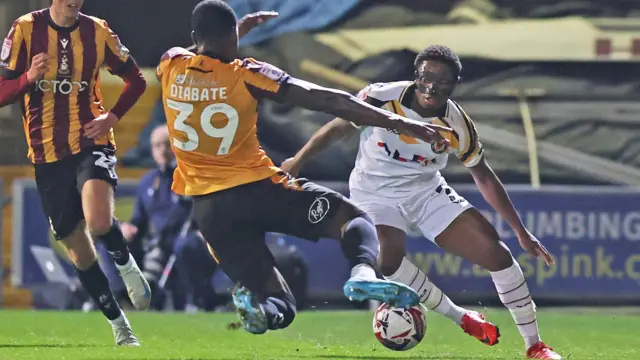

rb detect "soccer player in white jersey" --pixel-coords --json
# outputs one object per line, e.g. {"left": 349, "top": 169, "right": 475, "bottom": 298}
{"left": 281, "top": 45, "right": 562, "bottom": 360}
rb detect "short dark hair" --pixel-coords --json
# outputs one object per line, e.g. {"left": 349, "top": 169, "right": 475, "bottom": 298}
{"left": 192, "top": 0, "right": 237, "bottom": 42}
{"left": 414, "top": 45, "right": 462, "bottom": 77}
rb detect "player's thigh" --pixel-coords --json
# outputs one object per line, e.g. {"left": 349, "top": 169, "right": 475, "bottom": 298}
{"left": 193, "top": 193, "right": 286, "bottom": 295}
{"left": 264, "top": 177, "right": 362, "bottom": 241}
{"left": 425, "top": 188, "right": 512, "bottom": 271}
{"left": 350, "top": 188, "right": 409, "bottom": 234}
{"left": 350, "top": 190, "right": 409, "bottom": 272}
{"left": 77, "top": 147, "right": 118, "bottom": 233}
{"left": 34, "top": 158, "right": 85, "bottom": 241}
{"left": 406, "top": 183, "right": 473, "bottom": 241}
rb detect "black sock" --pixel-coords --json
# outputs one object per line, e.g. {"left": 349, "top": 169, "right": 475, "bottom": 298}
{"left": 98, "top": 219, "right": 131, "bottom": 266}
{"left": 76, "top": 261, "right": 122, "bottom": 321}
{"left": 341, "top": 214, "right": 379, "bottom": 269}
{"left": 262, "top": 292, "right": 296, "bottom": 330}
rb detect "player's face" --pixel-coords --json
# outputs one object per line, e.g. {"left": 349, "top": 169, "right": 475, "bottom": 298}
{"left": 414, "top": 60, "right": 457, "bottom": 109}
{"left": 151, "top": 128, "right": 174, "bottom": 168}
{"left": 53, "top": 0, "right": 83, "bottom": 19}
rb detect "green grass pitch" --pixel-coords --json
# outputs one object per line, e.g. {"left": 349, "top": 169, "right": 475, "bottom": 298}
{"left": 0, "top": 308, "right": 638, "bottom": 359}
{"left": 36, "top": 197, "right": 637, "bottom": 359}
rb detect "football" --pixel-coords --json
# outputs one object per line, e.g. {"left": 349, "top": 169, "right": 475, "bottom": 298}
{"left": 372, "top": 303, "right": 427, "bottom": 351}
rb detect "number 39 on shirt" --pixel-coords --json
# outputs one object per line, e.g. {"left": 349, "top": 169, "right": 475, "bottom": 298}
{"left": 167, "top": 99, "right": 239, "bottom": 155}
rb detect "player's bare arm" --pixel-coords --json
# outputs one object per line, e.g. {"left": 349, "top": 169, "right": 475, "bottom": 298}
{"left": 467, "top": 156, "right": 553, "bottom": 265}
{"left": 281, "top": 118, "right": 356, "bottom": 176}
{"left": 271, "top": 79, "right": 452, "bottom": 144}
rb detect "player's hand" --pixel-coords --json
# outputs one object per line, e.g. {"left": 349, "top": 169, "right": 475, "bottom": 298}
{"left": 280, "top": 157, "right": 301, "bottom": 177}
{"left": 26, "top": 53, "right": 50, "bottom": 83}
{"left": 84, "top": 112, "right": 118, "bottom": 139}
{"left": 395, "top": 118, "right": 453, "bottom": 144}
{"left": 238, "top": 11, "right": 278, "bottom": 38}
{"left": 120, "top": 222, "right": 138, "bottom": 242}
{"left": 517, "top": 229, "right": 554, "bottom": 266}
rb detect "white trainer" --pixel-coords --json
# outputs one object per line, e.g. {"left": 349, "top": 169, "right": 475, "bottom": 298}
{"left": 116, "top": 254, "right": 151, "bottom": 310}
{"left": 113, "top": 323, "right": 140, "bottom": 347}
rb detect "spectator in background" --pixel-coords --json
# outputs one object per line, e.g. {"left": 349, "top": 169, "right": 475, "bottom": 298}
{"left": 122, "top": 99, "right": 168, "bottom": 167}
{"left": 98, "top": 125, "right": 219, "bottom": 312}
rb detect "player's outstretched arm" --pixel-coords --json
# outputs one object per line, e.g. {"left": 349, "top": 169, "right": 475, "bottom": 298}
{"left": 276, "top": 78, "right": 452, "bottom": 144}
{"left": 281, "top": 117, "right": 356, "bottom": 176}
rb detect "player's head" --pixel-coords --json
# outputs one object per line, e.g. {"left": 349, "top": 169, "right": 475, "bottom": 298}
{"left": 151, "top": 125, "right": 174, "bottom": 169}
{"left": 413, "top": 45, "right": 462, "bottom": 109}
{"left": 51, "top": 0, "right": 83, "bottom": 20}
{"left": 191, "top": 0, "right": 239, "bottom": 59}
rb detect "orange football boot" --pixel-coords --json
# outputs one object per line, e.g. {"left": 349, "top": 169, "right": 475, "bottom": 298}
{"left": 526, "top": 342, "right": 562, "bottom": 359}
{"left": 460, "top": 311, "right": 500, "bottom": 346}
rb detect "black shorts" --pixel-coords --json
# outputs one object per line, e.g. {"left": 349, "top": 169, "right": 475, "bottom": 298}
{"left": 34, "top": 146, "right": 118, "bottom": 240}
{"left": 193, "top": 173, "right": 355, "bottom": 293}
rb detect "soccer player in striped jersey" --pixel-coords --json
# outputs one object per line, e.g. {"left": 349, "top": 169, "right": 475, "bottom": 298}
{"left": 282, "top": 45, "right": 562, "bottom": 359}
{"left": 0, "top": 0, "right": 149, "bottom": 346}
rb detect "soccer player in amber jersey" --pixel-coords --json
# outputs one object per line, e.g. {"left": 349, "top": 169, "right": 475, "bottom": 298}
{"left": 157, "top": 0, "right": 456, "bottom": 335}
{"left": 282, "top": 46, "right": 562, "bottom": 359}
{"left": 0, "top": 0, "right": 150, "bottom": 346}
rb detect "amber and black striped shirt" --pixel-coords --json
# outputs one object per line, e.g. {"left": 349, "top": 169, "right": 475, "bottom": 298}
{"left": 0, "top": 9, "right": 131, "bottom": 164}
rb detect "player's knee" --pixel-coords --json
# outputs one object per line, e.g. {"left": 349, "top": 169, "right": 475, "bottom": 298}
{"left": 341, "top": 211, "right": 374, "bottom": 236}
{"left": 86, "top": 216, "right": 113, "bottom": 236}
{"left": 280, "top": 301, "right": 297, "bottom": 329}
{"left": 483, "top": 241, "right": 514, "bottom": 272}
{"left": 494, "top": 242, "right": 515, "bottom": 270}
{"left": 269, "top": 292, "right": 297, "bottom": 330}
{"left": 340, "top": 213, "right": 379, "bottom": 267}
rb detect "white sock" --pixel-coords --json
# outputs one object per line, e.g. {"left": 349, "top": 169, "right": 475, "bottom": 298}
{"left": 490, "top": 259, "right": 541, "bottom": 349}
{"left": 386, "top": 257, "right": 468, "bottom": 324}
{"left": 115, "top": 253, "right": 133, "bottom": 272}
{"left": 350, "top": 263, "right": 377, "bottom": 279}
{"left": 108, "top": 310, "right": 128, "bottom": 328}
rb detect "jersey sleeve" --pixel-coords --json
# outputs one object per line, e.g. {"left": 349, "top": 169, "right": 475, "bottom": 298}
{"left": 102, "top": 21, "right": 131, "bottom": 74}
{"left": 241, "top": 58, "right": 290, "bottom": 99}
{"left": 156, "top": 47, "right": 193, "bottom": 80}
{"left": 350, "top": 84, "right": 387, "bottom": 128}
{"left": 0, "top": 21, "right": 28, "bottom": 78}
{"left": 451, "top": 102, "right": 484, "bottom": 167}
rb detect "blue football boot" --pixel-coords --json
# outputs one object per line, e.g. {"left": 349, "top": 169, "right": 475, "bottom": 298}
{"left": 231, "top": 286, "right": 268, "bottom": 334}
{"left": 343, "top": 277, "right": 420, "bottom": 308}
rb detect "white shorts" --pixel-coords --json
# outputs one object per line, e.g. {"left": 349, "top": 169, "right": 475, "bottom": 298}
{"left": 350, "top": 181, "right": 473, "bottom": 241}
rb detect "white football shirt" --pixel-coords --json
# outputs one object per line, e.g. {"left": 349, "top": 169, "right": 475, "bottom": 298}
{"left": 349, "top": 81, "right": 483, "bottom": 197}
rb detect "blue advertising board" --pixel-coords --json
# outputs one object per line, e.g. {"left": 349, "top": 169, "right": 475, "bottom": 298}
{"left": 11, "top": 179, "right": 640, "bottom": 302}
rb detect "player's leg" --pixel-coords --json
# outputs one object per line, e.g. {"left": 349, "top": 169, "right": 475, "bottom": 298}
{"left": 266, "top": 176, "right": 419, "bottom": 308}
{"left": 430, "top": 188, "right": 560, "bottom": 358}
{"left": 34, "top": 161, "right": 138, "bottom": 346}
{"left": 193, "top": 191, "right": 297, "bottom": 334}
{"left": 376, "top": 226, "right": 471, "bottom": 322}
{"left": 352, "top": 194, "right": 492, "bottom": 343}
{"left": 95, "top": 242, "right": 127, "bottom": 304}
{"left": 78, "top": 147, "right": 151, "bottom": 310}
{"left": 232, "top": 264, "right": 297, "bottom": 334}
